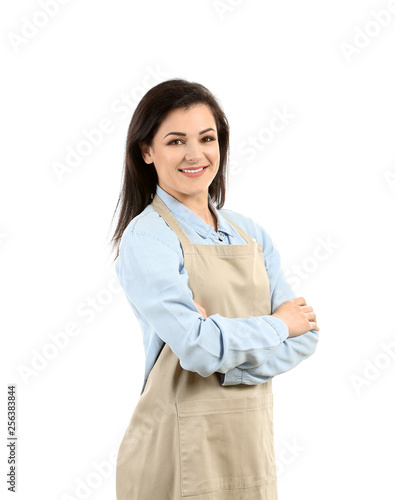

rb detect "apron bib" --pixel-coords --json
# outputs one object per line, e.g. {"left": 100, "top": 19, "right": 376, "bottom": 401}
{"left": 116, "top": 194, "right": 278, "bottom": 500}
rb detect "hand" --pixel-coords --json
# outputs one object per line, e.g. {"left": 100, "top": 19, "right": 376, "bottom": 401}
{"left": 272, "top": 297, "right": 319, "bottom": 338}
{"left": 193, "top": 300, "right": 207, "bottom": 318}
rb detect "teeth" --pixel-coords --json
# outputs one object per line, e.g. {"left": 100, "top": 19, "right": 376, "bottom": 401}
{"left": 181, "top": 167, "right": 205, "bottom": 173}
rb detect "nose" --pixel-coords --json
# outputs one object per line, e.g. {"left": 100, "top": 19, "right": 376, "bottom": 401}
{"left": 184, "top": 140, "right": 204, "bottom": 163}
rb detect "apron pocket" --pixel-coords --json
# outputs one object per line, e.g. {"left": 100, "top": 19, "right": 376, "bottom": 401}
{"left": 176, "top": 393, "right": 276, "bottom": 497}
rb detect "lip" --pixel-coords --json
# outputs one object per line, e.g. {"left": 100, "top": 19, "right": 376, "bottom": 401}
{"left": 178, "top": 165, "right": 209, "bottom": 178}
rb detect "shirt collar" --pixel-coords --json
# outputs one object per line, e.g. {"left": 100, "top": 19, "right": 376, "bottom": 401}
{"left": 155, "top": 184, "right": 237, "bottom": 239}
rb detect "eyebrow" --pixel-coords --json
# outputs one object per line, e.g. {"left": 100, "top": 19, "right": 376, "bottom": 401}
{"left": 163, "top": 128, "right": 216, "bottom": 139}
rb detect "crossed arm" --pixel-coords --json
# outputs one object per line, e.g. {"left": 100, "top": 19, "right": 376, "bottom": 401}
{"left": 116, "top": 219, "right": 319, "bottom": 386}
{"left": 219, "top": 236, "right": 319, "bottom": 385}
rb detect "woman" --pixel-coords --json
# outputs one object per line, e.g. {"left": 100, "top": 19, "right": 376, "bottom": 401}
{"left": 111, "top": 79, "right": 319, "bottom": 500}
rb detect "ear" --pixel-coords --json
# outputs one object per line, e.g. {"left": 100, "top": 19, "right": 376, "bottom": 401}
{"left": 139, "top": 141, "right": 154, "bottom": 164}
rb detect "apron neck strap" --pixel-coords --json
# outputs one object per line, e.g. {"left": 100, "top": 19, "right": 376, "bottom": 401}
{"left": 221, "top": 215, "right": 257, "bottom": 245}
{"left": 151, "top": 193, "right": 257, "bottom": 246}
{"left": 151, "top": 194, "right": 192, "bottom": 246}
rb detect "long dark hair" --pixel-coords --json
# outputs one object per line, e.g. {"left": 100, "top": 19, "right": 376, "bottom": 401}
{"left": 109, "top": 78, "right": 230, "bottom": 260}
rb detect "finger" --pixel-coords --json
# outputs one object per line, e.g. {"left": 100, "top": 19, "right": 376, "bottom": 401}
{"left": 309, "top": 321, "right": 319, "bottom": 331}
{"left": 292, "top": 297, "right": 307, "bottom": 306}
{"left": 305, "top": 312, "right": 316, "bottom": 321}
{"left": 300, "top": 305, "right": 313, "bottom": 313}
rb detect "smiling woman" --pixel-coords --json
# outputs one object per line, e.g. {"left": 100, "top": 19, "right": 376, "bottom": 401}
{"left": 109, "top": 78, "right": 319, "bottom": 500}
{"left": 139, "top": 104, "right": 220, "bottom": 228}
{"left": 111, "top": 79, "right": 230, "bottom": 248}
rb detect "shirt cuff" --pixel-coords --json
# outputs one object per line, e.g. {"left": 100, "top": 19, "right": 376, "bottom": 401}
{"left": 221, "top": 367, "right": 244, "bottom": 386}
{"left": 263, "top": 315, "right": 289, "bottom": 342}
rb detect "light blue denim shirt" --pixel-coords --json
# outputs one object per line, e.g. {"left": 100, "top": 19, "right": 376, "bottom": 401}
{"left": 115, "top": 184, "right": 319, "bottom": 394}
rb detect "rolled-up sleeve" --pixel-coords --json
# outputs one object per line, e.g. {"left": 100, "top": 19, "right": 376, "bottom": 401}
{"left": 115, "top": 230, "right": 289, "bottom": 378}
{"left": 221, "top": 225, "right": 319, "bottom": 386}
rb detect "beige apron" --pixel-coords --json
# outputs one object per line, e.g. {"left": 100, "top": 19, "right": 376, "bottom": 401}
{"left": 116, "top": 193, "right": 278, "bottom": 500}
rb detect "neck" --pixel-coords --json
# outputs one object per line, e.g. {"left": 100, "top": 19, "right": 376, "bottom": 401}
{"left": 160, "top": 185, "right": 217, "bottom": 231}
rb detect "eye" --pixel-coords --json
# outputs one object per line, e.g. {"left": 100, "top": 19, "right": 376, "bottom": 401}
{"left": 202, "top": 136, "right": 216, "bottom": 142}
{"left": 168, "top": 139, "right": 184, "bottom": 145}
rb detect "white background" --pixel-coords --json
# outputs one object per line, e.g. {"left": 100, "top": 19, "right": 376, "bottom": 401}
{"left": 2, "top": 0, "right": 395, "bottom": 499}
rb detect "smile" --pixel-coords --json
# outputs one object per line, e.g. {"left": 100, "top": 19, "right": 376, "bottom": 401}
{"left": 178, "top": 166, "right": 209, "bottom": 177}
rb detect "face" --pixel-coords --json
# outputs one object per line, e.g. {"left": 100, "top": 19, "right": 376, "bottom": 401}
{"left": 140, "top": 104, "right": 220, "bottom": 202}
